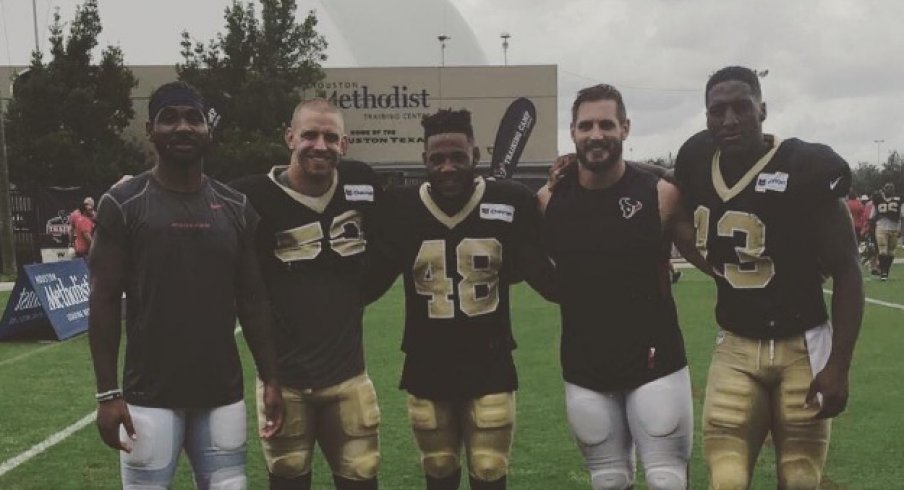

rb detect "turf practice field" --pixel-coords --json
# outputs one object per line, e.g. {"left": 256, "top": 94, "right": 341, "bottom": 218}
{"left": 0, "top": 268, "right": 902, "bottom": 489}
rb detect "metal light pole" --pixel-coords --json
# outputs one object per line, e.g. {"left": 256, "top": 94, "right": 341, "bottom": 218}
{"left": 874, "top": 139, "right": 885, "bottom": 166}
{"left": 501, "top": 33, "right": 510, "bottom": 66}
{"left": 32, "top": 0, "right": 40, "bottom": 52}
{"left": 437, "top": 35, "right": 450, "bottom": 67}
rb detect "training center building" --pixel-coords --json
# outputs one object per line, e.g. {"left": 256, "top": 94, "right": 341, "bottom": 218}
{"left": 0, "top": 64, "right": 557, "bottom": 264}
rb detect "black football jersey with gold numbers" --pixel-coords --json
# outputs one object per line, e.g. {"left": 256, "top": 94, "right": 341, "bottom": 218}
{"left": 380, "top": 177, "right": 545, "bottom": 399}
{"left": 230, "top": 160, "right": 381, "bottom": 389}
{"left": 675, "top": 131, "right": 851, "bottom": 339}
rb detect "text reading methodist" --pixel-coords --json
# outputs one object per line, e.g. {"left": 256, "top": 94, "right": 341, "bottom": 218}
{"left": 324, "top": 85, "right": 431, "bottom": 110}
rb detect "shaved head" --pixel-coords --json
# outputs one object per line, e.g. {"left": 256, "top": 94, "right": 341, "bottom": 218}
{"left": 291, "top": 98, "right": 344, "bottom": 132}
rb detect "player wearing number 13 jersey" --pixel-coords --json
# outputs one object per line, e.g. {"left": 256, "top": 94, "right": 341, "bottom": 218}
{"left": 675, "top": 66, "right": 864, "bottom": 490}
{"left": 367, "top": 109, "right": 555, "bottom": 490}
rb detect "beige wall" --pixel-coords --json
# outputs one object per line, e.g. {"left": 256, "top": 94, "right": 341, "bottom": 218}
{"left": 304, "top": 65, "right": 557, "bottom": 165}
{"left": 2, "top": 64, "right": 557, "bottom": 167}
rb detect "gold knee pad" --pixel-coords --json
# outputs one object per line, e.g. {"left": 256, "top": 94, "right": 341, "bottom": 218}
{"left": 333, "top": 374, "right": 381, "bottom": 480}
{"left": 466, "top": 393, "right": 515, "bottom": 482}
{"left": 256, "top": 381, "right": 314, "bottom": 478}
{"left": 407, "top": 396, "right": 461, "bottom": 478}
{"left": 703, "top": 335, "right": 768, "bottom": 490}
{"left": 773, "top": 354, "right": 830, "bottom": 490}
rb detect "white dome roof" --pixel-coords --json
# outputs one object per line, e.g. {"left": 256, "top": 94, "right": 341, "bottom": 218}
{"left": 311, "top": 0, "right": 487, "bottom": 67}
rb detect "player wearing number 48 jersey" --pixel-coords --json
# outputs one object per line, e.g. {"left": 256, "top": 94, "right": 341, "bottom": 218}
{"left": 675, "top": 66, "right": 864, "bottom": 489}
{"left": 366, "top": 109, "right": 556, "bottom": 490}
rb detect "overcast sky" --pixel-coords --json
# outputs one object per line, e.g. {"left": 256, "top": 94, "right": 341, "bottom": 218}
{"left": 0, "top": 0, "right": 901, "bottom": 166}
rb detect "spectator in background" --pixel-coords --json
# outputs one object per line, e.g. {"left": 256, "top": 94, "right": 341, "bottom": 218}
{"left": 69, "top": 197, "right": 94, "bottom": 247}
{"left": 73, "top": 197, "right": 96, "bottom": 258}
{"left": 846, "top": 191, "right": 865, "bottom": 241}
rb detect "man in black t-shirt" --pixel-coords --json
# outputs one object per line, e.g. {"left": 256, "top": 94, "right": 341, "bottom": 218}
{"left": 674, "top": 66, "right": 864, "bottom": 489}
{"left": 366, "top": 109, "right": 555, "bottom": 490}
{"left": 231, "top": 99, "right": 381, "bottom": 490}
{"left": 538, "top": 84, "right": 708, "bottom": 490}
{"left": 89, "top": 81, "right": 283, "bottom": 490}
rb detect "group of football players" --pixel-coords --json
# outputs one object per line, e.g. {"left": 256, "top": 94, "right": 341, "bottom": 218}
{"left": 88, "top": 64, "right": 864, "bottom": 490}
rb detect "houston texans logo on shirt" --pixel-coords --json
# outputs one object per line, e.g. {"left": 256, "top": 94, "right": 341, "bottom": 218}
{"left": 619, "top": 197, "right": 643, "bottom": 219}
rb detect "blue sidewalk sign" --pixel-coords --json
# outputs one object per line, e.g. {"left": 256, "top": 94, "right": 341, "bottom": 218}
{"left": 0, "top": 259, "right": 90, "bottom": 341}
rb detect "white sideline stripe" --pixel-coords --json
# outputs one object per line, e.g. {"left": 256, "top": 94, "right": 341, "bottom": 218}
{"left": 0, "top": 343, "right": 61, "bottom": 368}
{"left": 823, "top": 289, "right": 904, "bottom": 311}
{"left": 0, "top": 412, "right": 96, "bottom": 477}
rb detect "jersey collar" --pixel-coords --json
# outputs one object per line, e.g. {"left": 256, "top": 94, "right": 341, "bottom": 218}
{"left": 419, "top": 177, "right": 486, "bottom": 230}
{"left": 268, "top": 165, "right": 338, "bottom": 214}
{"left": 712, "top": 135, "right": 783, "bottom": 202}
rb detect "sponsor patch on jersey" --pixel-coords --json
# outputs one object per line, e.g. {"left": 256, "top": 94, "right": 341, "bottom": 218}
{"left": 755, "top": 172, "right": 789, "bottom": 193}
{"left": 343, "top": 185, "right": 375, "bottom": 202}
{"left": 480, "top": 203, "right": 515, "bottom": 222}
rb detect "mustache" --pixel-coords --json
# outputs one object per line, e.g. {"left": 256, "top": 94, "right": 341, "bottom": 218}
{"left": 584, "top": 138, "right": 618, "bottom": 151}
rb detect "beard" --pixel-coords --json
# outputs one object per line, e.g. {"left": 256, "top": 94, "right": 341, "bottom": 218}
{"left": 576, "top": 137, "right": 623, "bottom": 173}
{"left": 155, "top": 137, "right": 209, "bottom": 167}
{"left": 297, "top": 149, "right": 340, "bottom": 179}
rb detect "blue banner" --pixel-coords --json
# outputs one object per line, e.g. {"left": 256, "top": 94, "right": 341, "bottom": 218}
{"left": 0, "top": 259, "right": 90, "bottom": 341}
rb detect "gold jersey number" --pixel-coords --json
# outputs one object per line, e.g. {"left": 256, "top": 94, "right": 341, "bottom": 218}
{"left": 274, "top": 210, "right": 365, "bottom": 263}
{"left": 694, "top": 206, "right": 775, "bottom": 289}
{"left": 413, "top": 238, "right": 503, "bottom": 318}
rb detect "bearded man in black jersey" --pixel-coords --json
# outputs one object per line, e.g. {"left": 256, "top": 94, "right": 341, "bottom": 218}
{"left": 674, "top": 66, "right": 864, "bottom": 489}
{"left": 366, "top": 109, "right": 555, "bottom": 490}
{"left": 231, "top": 99, "right": 382, "bottom": 490}
{"left": 538, "top": 84, "right": 708, "bottom": 490}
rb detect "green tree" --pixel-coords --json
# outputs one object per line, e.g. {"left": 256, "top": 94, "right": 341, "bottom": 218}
{"left": 178, "top": 0, "right": 327, "bottom": 181}
{"left": 4, "top": 0, "right": 145, "bottom": 191}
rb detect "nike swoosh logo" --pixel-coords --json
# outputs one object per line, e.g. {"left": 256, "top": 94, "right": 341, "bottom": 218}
{"left": 830, "top": 176, "right": 842, "bottom": 190}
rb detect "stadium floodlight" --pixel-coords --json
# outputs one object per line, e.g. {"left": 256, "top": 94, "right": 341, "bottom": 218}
{"left": 874, "top": 139, "right": 885, "bottom": 166}
{"left": 501, "top": 33, "right": 511, "bottom": 66}
{"left": 437, "top": 35, "right": 451, "bottom": 66}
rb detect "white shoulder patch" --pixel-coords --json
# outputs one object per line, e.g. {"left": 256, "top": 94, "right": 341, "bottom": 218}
{"left": 754, "top": 172, "right": 789, "bottom": 193}
{"left": 480, "top": 203, "right": 515, "bottom": 222}
{"left": 344, "top": 184, "right": 375, "bottom": 202}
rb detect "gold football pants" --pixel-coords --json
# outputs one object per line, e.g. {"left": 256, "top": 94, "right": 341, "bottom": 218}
{"left": 406, "top": 392, "right": 515, "bottom": 482}
{"left": 256, "top": 373, "right": 381, "bottom": 481}
{"left": 876, "top": 228, "right": 899, "bottom": 256}
{"left": 703, "top": 330, "right": 830, "bottom": 490}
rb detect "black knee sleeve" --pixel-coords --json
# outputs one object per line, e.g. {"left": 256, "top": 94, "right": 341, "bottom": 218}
{"left": 333, "top": 475, "right": 378, "bottom": 490}
{"left": 426, "top": 467, "right": 462, "bottom": 490}
{"left": 269, "top": 471, "right": 311, "bottom": 490}
{"left": 469, "top": 475, "right": 506, "bottom": 490}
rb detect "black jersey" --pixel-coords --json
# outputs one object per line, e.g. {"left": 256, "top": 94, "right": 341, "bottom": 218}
{"left": 380, "top": 177, "right": 548, "bottom": 399}
{"left": 95, "top": 172, "right": 254, "bottom": 408}
{"left": 873, "top": 193, "right": 902, "bottom": 222}
{"left": 675, "top": 131, "right": 851, "bottom": 339}
{"left": 230, "top": 160, "right": 381, "bottom": 389}
{"left": 543, "top": 165, "right": 686, "bottom": 393}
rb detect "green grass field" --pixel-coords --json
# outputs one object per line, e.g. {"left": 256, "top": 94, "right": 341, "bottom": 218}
{"left": 1, "top": 267, "right": 902, "bottom": 489}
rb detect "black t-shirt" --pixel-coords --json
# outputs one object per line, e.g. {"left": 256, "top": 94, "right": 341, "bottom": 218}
{"left": 230, "top": 161, "right": 381, "bottom": 389}
{"left": 675, "top": 131, "right": 851, "bottom": 339}
{"left": 95, "top": 172, "right": 255, "bottom": 408}
{"left": 379, "top": 177, "right": 545, "bottom": 400}
{"left": 543, "top": 165, "right": 686, "bottom": 392}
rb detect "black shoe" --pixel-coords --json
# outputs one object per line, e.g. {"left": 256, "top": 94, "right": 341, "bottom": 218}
{"left": 671, "top": 270, "right": 682, "bottom": 284}
{"left": 881, "top": 274, "right": 889, "bottom": 281}
{"left": 871, "top": 269, "right": 881, "bottom": 276}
